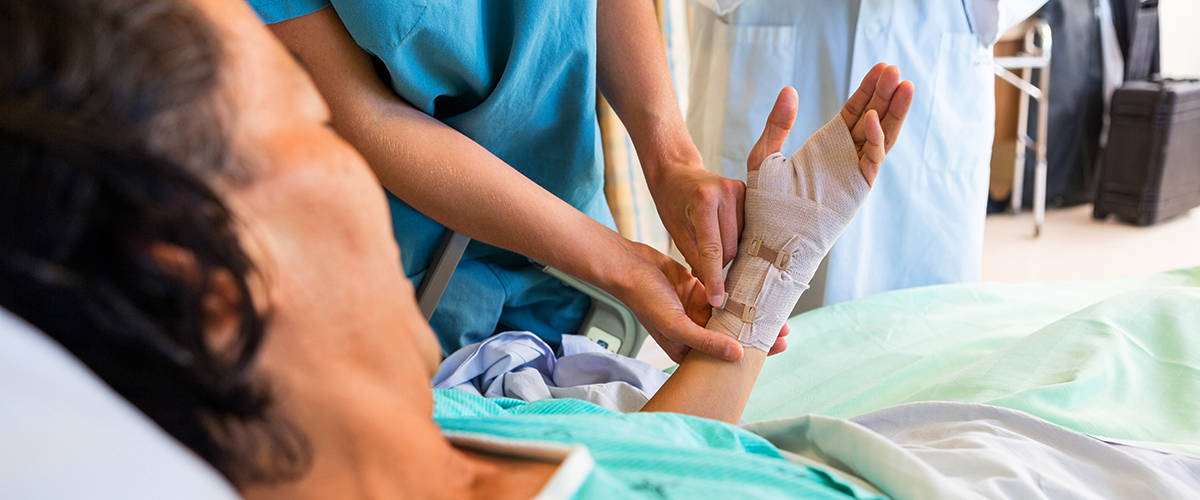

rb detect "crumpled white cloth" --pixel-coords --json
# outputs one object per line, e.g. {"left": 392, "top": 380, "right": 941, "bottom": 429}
{"left": 746, "top": 401, "right": 1200, "bottom": 500}
{"left": 432, "top": 331, "right": 670, "bottom": 413}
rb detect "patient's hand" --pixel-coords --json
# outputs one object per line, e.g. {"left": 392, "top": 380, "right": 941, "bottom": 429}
{"left": 749, "top": 63, "right": 914, "bottom": 187}
{"left": 645, "top": 65, "right": 913, "bottom": 423}
{"left": 707, "top": 65, "right": 914, "bottom": 354}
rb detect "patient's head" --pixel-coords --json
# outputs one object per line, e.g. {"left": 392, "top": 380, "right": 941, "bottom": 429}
{"left": 0, "top": 0, "right": 442, "bottom": 487}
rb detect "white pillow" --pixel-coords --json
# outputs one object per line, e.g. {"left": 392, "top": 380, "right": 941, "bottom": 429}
{"left": 0, "top": 308, "right": 238, "bottom": 499}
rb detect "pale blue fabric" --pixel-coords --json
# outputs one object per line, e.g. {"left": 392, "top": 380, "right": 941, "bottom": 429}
{"left": 432, "top": 331, "right": 669, "bottom": 412}
{"left": 688, "top": 0, "right": 1043, "bottom": 305}
{"left": 246, "top": 0, "right": 612, "bottom": 352}
{"left": 433, "top": 389, "right": 882, "bottom": 499}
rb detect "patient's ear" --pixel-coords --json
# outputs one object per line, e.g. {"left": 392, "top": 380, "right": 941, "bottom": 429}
{"left": 147, "top": 242, "right": 244, "bottom": 357}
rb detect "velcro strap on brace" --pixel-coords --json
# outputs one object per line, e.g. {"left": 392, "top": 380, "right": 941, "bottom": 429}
{"left": 720, "top": 295, "right": 757, "bottom": 323}
{"left": 745, "top": 238, "right": 791, "bottom": 271}
{"left": 719, "top": 237, "right": 797, "bottom": 325}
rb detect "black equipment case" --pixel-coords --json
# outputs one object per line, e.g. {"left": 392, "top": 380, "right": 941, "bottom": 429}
{"left": 1093, "top": 80, "right": 1200, "bottom": 225}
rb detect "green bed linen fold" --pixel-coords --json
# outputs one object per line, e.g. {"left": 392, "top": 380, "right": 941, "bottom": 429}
{"left": 746, "top": 267, "right": 1200, "bottom": 455}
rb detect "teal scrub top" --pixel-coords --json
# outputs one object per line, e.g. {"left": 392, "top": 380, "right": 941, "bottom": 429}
{"left": 432, "top": 389, "right": 882, "bottom": 499}
{"left": 249, "top": 0, "right": 615, "bottom": 279}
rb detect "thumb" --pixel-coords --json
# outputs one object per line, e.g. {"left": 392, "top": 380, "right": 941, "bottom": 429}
{"left": 667, "top": 318, "right": 744, "bottom": 362}
{"left": 748, "top": 86, "right": 799, "bottom": 172}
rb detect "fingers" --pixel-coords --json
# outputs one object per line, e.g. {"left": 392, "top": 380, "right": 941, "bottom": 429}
{"left": 652, "top": 333, "right": 690, "bottom": 364}
{"left": 767, "top": 324, "right": 789, "bottom": 356}
{"left": 674, "top": 174, "right": 744, "bottom": 309}
{"left": 840, "top": 62, "right": 886, "bottom": 127}
{"left": 717, "top": 199, "right": 740, "bottom": 270}
{"left": 881, "top": 80, "right": 915, "bottom": 153}
{"left": 747, "top": 86, "right": 799, "bottom": 171}
{"left": 858, "top": 110, "right": 885, "bottom": 186}
{"left": 768, "top": 336, "right": 788, "bottom": 356}
{"left": 665, "top": 317, "right": 743, "bottom": 362}
{"left": 861, "top": 65, "right": 902, "bottom": 127}
{"left": 686, "top": 199, "right": 727, "bottom": 307}
{"left": 681, "top": 276, "right": 713, "bottom": 327}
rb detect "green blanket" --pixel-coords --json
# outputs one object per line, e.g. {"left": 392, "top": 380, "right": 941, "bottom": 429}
{"left": 747, "top": 267, "right": 1200, "bottom": 455}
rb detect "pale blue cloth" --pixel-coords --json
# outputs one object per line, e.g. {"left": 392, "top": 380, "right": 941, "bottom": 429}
{"left": 432, "top": 331, "right": 669, "bottom": 413}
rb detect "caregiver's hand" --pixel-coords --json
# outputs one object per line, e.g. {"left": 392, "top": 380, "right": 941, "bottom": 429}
{"left": 610, "top": 239, "right": 740, "bottom": 363}
{"left": 607, "top": 240, "right": 790, "bottom": 363}
{"left": 645, "top": 163, "right": 744, "bottom": 311}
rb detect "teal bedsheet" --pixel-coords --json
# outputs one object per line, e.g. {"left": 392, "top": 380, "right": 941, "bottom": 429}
{"left": 747, "top": 267, "right": 1200, "bottom": 455}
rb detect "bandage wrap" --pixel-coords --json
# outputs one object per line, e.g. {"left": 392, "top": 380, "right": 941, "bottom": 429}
{"left": 707, "top": 115, "right": 868, "bottom": 352}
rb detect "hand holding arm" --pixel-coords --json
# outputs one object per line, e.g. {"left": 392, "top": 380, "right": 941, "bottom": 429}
{"left": 268, "top": 7, "right": 744, "bottom": 362}
{"left": 644, "top": 66, "right": 914, "bottom": 423}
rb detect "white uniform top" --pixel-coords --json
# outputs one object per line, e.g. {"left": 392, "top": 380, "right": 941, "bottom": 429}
{"left": 687, "top": 0, "right": 1045, "bottom": 305}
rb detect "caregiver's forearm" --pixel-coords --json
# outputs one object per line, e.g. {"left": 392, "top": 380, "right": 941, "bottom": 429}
{"left": 641, "top": 348, "right": 767, "bottom": 424}
{"left": 268, "top": 8, "right": 634, "bottom": 291}
{"left": 595, "top": 0, "right": 701, "bottom": 181}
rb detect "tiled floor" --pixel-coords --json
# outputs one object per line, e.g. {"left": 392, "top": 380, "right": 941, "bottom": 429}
{"left": 637, "top": 204, "right": 1200, "bottom": 368}
{"left": 983, "top": 205, "right": 1200, "bottom": 282}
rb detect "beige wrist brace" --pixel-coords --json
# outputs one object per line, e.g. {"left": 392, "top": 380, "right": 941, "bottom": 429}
{"left": 707, "top": 115, "right": 868, "bottom": 352}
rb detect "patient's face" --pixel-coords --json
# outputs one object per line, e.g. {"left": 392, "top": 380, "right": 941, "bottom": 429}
{"left": 187, "top": 0, "right": 442, "bottom": 386}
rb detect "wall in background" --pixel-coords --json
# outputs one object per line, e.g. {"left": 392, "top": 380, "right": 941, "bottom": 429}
{"left": 1160, "top": 0, "right": 1200, "bottom": 77}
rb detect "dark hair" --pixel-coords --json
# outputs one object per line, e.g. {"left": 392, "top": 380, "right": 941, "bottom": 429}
{"left": 0, "top": 0, "right": 307, "bottom": 484}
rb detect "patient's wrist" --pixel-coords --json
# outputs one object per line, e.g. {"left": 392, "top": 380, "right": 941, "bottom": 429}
{"left": 707, "top": 115, "right": 866, "bottom": 353}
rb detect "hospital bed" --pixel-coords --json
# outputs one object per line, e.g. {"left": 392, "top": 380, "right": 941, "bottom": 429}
{"left": 3, "top": 265, "right": 1198, "bottom": 497}
{"left": 417, "top": 231, "right": 1200, "bottom": 456}
{"left": 748, "top": 265, "right": 1200, "bottom": 457}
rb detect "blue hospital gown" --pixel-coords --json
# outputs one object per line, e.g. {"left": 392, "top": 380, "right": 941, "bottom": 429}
{"left": 433, "top": 389, "right": 884, "bottom": 499}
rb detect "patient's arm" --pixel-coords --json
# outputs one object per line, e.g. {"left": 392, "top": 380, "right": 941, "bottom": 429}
{"left": 641, "top": 349, "right": 767, "bottom": 423}
{"left": 643, "top": 65, "right": 914, "bottom": 424}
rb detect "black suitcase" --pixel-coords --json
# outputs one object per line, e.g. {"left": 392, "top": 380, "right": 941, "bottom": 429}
{"left": 1093, "top": 79, "right": 1200, "bottom": 225}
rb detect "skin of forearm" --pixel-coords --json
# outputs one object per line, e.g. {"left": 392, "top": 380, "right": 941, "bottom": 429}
{"left": 595, "top": 0, "right": 701, "bottom": 185}
{"left": 342, "top": 102, "right": 636, "bottom": 292}
{"left": 641, "top": 347, "right": 767, "bottom": 424}
{"left": 269, "top": 9, "right": 639, "bottom": 294}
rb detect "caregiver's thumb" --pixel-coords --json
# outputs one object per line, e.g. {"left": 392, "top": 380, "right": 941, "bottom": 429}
{"left": 748, "top": 87, "right": 799, "bottom": 171}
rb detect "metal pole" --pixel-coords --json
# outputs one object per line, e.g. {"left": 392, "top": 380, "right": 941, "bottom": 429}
{"left": 1033, "top": 22, "right": 1053, "bottom": 237}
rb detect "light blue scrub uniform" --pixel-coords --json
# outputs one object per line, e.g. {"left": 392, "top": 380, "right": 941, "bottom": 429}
{"left": 249, "top": 1, "right": 614, "bottom": 353}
